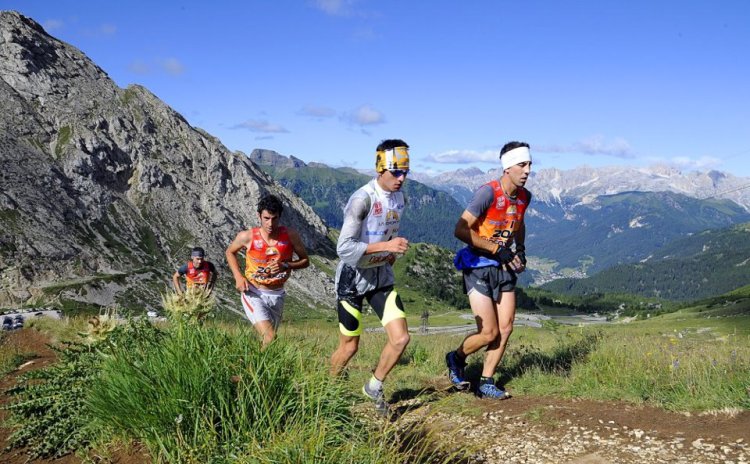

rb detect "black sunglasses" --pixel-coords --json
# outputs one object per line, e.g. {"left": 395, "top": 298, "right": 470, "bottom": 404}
{"left": 389, "top": 169, "right": 409, "bottom": 178}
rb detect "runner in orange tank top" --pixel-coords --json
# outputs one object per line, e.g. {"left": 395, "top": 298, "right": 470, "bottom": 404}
{"left": 172, "top": 247, "right": 218, "bottom": 295}
{"left": 446, "top": 141, "right": 532, "bottom": 400}
{"left": 225, "top": 194, "right": 309, "bottom": 346}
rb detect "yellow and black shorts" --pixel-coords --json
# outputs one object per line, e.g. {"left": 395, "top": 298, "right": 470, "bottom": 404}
{"left": 336, "top": 264, "right": 405, "bottom": 336}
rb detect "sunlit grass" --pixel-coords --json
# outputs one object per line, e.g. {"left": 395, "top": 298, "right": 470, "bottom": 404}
{"left": 3, "top": 296, "right": 749, "bottom": 461}
{"left": 506, "top": 320, "right": 750, "bottom": 411}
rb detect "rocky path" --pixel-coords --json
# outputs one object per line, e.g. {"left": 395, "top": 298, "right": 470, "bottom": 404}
{"left": 395, "top": 386, "right": 750, "bottom": 463}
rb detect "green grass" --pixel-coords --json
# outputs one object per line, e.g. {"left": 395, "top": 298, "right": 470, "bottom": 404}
{"left": 4, "top": 313, "right": 457, "bottom": 463}
{"left": 3, "top": 293, "right": 749, "bottom": 461}
{"left": 0, "top": 334, "right": 36, "bottom": 376}
{"left": 502, "top": 315, "right": 750, "bottom": 411}
{"left": 88, "top": 322, "right": 366, "bottom": 462}
{"left": 54, "top": 125, "right": 72, "bottom": 156}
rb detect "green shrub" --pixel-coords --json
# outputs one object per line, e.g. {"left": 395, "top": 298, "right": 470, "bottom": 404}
{"left": 86, "top": 322, "right": 370, "bottom": 461}
{"left": 3, "top": 318, "right": 162, "bottom": 458}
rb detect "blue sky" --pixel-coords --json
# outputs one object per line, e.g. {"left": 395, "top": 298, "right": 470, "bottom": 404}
{"left": 5, "top": 1, "right": 750, "bottom": 177}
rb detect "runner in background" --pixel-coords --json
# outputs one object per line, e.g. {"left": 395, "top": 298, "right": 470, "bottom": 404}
{"left": 172, "top": 246, "right": 217, "bottom": 295}
{"left": 226, "top": 194, "right": 309, "bottom": 345}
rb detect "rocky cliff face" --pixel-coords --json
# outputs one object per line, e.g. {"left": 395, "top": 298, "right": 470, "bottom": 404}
{"left": 0, "top": 11, "right": 336, "bottom": 311}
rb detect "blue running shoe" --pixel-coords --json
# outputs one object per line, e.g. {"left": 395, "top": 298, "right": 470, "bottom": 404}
{"left": 445, "top": 351, "right": 470, "bottom": 390}
{"left": 362, "top": 383, "right": 390, "bottom": 416}
{"left": 478, "top": 379, "right": 511, "bottom": 400}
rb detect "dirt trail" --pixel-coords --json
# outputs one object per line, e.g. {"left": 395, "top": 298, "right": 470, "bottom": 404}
{"left": 394, "top": 381, "right": 750, "bottom": 463}
{"left": 0, "top": 329, "right": 148, "bottom": 464}
{"left": 1, "top": 329, "right": 748, "bottom": 464}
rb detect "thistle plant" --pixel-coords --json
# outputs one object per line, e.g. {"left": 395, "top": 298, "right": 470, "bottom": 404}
{"left": 161, "top": 287, "right": 215, "bottom": 322}
{"left": 80, "top": 306, "right": 119, "bottom": 344}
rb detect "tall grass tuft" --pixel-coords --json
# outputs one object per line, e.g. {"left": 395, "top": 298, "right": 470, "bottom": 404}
{"left": 86, "top": 320, "right": 403, "bottom": 462}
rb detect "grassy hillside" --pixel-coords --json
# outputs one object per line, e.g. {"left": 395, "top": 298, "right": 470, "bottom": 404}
{"left": 3, "top": 287, "right": 748, "bottom": 461}
{"left": 541, "top": 222, "right": 750, "bottom": 301}
{"left": 527, "top": 192, "right": 750, "bottom": 275}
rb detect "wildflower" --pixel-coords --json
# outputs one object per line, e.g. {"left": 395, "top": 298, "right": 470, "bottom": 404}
{"left": 80, "top": 307, "right": 119, "bottom": 344}
{"left": 162, "top": 287, "right": 215, "bottom": 322}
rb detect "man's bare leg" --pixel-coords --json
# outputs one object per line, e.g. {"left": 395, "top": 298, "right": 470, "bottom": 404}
{"left": 330, "top": 333, "right": 360, "bottom": 376}
{"left": 373, "top": 318, "right": 410, "bottom": 381}
{"left": 481, "top": 291, "right": 516, "bottom": 377}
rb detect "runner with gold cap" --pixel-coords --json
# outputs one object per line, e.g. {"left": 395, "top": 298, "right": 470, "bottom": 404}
{"left": 330, "top": 139, "right": 411, "bottom": 415}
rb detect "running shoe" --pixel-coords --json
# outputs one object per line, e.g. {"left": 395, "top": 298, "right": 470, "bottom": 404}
{"left": 478, "top": 379, "right": 511, "bottom": 400}
{"left": 445, "top": 351, "right": 470, "bottom": 389}
{"left": 362, "top": 382, "right": 390, "bottom": 416}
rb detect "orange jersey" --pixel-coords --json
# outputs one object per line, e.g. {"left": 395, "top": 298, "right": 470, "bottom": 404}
{"left": 182, "top": 261, "right": 215, "bottom": 288}
{"left": 244, "top": 227, "right": 294, "bottom": 288}
{"left": 473, "top": 180, "right": 530, "bottom": 248}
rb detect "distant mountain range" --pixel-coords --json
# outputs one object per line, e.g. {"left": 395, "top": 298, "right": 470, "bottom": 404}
{"left": 412, "top": 164, "right": 750, "bottom": 211}
{"left": 541, "top": 222, "right": 750, "bottom": 301}
{"left": 523, "top": 190, "right": 750, "bottom": 280}
{"left": 248, "top": 150, "right": 750, "bottom": 284}
{"left": 247, "top": 149, "right": 464, "bottom": 250}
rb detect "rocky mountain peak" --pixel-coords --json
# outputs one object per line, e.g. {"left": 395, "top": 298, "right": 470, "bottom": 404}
{"left": 248, "top": 149, "right": 307, "bottom": 168}
{"left": 0, "top": 11, "right": 335, "bottom": 310}
{"left": 1, "top": 11, "right": 112, "bottom": 104}
{"left": 416, "top": 162, "right": 750, "bottom": 211}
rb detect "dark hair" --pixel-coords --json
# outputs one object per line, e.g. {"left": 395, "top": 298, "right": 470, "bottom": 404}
{"left": 257, "top": 194, "right": 284, "bottom": 215}
{"left": 191, "top": 246, "right": 205, "bottom": 257}
{"left": 500, "top": 141, "right": 530, "bottom": 157}
{"left": 376, "top": 139, "right": 409, "bottom": 152}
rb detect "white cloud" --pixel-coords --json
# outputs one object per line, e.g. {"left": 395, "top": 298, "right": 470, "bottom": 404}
{"left": 669, "top": 156, "right": 723, "bottom": 171}
{"left": 313, "top": 0, "right": 353, "bottom": 16}
{"left": 231, "top": 119, "right": 289, "bottom": 133}
{"left": 298, "top": 105, "right": 336, "bottom": 118}
{"left": 342, "top": 104, "right": 385, "bottom": 126}
{"left": 42, "top": 19, "right": 64, "bottom": 31}
{"left": 539, "top": 135, "right": 634, "bottom": 159}
{"left": 80, "top": 22, "right": 117, "bottom": 38}
{"left": 128, "top": 60, "right": 151, "bottom": 75}
{"left": 99, "top": 23, "right": 117, "bottom": 36}
{"left": 161, "top": 58, "right": 185, "bottom": 76}
{"left": 425, "top": 149, "right": 499, "bottom": 164}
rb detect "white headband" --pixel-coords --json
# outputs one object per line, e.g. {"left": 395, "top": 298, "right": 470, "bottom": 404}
{"left": 501, "top": 146, "right": 531, "bottom": 170}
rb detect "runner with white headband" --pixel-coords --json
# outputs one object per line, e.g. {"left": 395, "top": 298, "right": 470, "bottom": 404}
{"left": 446, "top": 141, "right": 533, "bottom": 399}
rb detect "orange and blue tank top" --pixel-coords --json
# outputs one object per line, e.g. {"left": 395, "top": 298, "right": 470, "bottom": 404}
{"left": 473, "top": 179, "right": 530, "bottom": 247}
{"left": 244, "top": 227, "right": 294, "bottom": 288}
{"left": 183, "top": 261, "right": 213, "bottom": 288}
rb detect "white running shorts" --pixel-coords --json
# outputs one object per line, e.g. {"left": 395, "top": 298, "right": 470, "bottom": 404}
{"left": 240, "top": 285, "right": 286, "bottom": 329}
